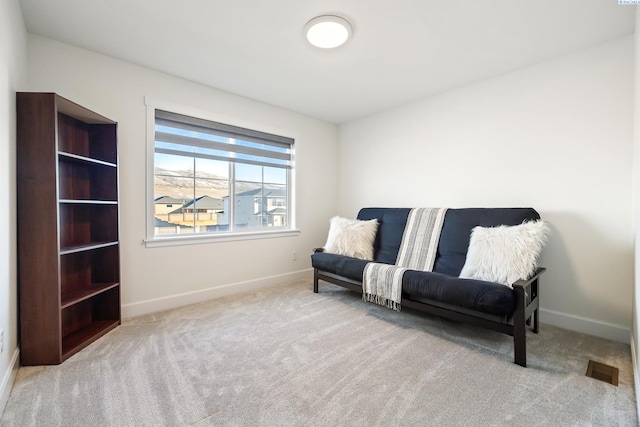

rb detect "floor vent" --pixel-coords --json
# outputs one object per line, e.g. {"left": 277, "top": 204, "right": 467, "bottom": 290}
{"left": 586, "top": 360, "right": 619, "bottom": 386}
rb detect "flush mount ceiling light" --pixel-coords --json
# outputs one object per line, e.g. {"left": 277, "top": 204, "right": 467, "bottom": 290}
{"left": 304, "top": 15, "right": 352, "bottom": 49}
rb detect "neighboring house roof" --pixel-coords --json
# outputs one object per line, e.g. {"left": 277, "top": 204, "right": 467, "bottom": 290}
{"left": 154, "top": 217, "right": 193, "bottom": 229}
{"left": 235, "top": 188, "right": 286, "bottom": 198}
{"left": 154, "top": 196, "right": 185, "bottom": 204}
{"left": 176, "top": 195, "right": 224, "bottom": 211}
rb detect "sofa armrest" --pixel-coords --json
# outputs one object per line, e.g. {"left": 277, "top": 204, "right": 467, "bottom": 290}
{"left": 512, "top": 267, "right": 546, "bottom": 290}
{"left": 512, "top": 267, "right": 545, "bottom": 314}
{"left": 511, "top": 267, "right": 545, "bottom": 365}
{"left": 313, "top": 247, "right": 325, "bottom": 253}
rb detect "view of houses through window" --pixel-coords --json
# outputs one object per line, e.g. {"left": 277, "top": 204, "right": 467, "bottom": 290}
{"left": 153, "top": 109, "right": 293, "bottom": 237}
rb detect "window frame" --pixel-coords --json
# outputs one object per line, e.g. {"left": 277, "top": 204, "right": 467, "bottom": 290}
{"left": 144, "top": 97, "right": 299, "bottom": 248}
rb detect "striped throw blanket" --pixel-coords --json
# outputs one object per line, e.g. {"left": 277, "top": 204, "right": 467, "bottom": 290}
{"left": 363, "top": 208, "right": 448, "bottom": 311}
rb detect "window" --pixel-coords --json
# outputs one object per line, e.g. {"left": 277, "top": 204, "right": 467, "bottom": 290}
{"left": 148, "top": 106, "right": 295, "bottom": 243}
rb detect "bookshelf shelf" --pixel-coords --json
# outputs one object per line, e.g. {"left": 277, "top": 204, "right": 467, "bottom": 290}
{"left": 61, "top": 282, "right": 120, "bottom": 309}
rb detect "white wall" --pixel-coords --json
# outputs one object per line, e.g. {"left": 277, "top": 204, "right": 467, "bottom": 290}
{"left": 27, "top": 35, "right": 339, "bottom": 316}
{"left": 0, "top": 0, "right": 27, "bottom": 416}
{"left": 632, "top": 6, "right": 640, "bottom": 419}
{"left": 339, "top": 37, "right": 634, "bottom": 342}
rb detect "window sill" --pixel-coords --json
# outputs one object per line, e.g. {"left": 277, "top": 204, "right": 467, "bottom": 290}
{"left": 144, "top": 229, "right": 301, "bottom": 248}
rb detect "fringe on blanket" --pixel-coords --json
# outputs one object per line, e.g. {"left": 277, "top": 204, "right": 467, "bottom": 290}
{"left": 363, "top": 293, "right": 402, "bottom": 311}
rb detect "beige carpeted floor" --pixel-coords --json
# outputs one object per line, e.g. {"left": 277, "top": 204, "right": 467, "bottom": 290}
{"left": 1, "top": 280, "right": 637, "bottom": 426}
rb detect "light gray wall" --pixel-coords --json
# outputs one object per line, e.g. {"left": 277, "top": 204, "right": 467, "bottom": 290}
{"left": 27, "top": 35, "right": 339, "bottom": 315}
{"left": 338, "top": 36, "right": 634, "bottom": 342}
{"left": 632, "top": 6, "right": 640, "bottom": 419}
{"left": 0, "top": 0, "right": 27, "bottom": 415}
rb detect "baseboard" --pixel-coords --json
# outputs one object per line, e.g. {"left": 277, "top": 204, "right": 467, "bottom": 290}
{"left": 540, "top": 308, "right": 630, "bottom": 344}
{"left": 630, "top": 334, "right": 640, "bottom": 422}
{"left": 122, "top": 269, "right": 313, "bottom": 318}
{"left": 0, "top": 348, "right": 19, "bottom": 418}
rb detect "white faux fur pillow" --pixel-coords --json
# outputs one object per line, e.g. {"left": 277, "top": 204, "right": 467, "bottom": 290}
{"left": 323, "top": 216, "right": 379, "bottom": 261}
{"left": 459, "top": 220, "right": 549, "bottom": 287}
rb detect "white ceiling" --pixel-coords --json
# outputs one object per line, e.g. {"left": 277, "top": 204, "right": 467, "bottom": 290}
{"left": 18, "top": 0, "right": 636, "bottom": 124}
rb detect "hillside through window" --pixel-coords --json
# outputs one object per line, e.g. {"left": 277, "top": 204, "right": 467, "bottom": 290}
{"left": 152, "top": 109, "right": 294, "bottom": 237}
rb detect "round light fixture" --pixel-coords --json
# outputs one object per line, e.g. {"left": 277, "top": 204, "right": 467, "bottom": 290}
{"left": 304, "top": 15, "right": 352, "bottom": 49}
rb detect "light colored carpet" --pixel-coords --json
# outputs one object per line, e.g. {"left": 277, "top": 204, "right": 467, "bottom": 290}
{"left": 1, "top": 280, "right": 637, "bottom": 426}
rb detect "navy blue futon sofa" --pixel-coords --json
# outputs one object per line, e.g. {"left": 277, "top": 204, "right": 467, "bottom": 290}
{"left": 311, "top": 208, "right": 545, "bottom": 367}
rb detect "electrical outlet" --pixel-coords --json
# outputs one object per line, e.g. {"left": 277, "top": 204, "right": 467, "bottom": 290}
{"left": 0, "top": 329, "right": 3, "bottom": 354}
{"left": 291, "top": 251, "right": 297, "bottom": 261}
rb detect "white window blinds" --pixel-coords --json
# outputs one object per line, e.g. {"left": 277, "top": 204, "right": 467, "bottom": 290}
{"left": 154, "top": 110, "right": 293, "bottom": 169}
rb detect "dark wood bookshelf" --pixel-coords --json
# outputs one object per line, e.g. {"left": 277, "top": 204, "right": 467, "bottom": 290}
{"left": 17, "top": 92, "right": 121, "bottom": 365}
